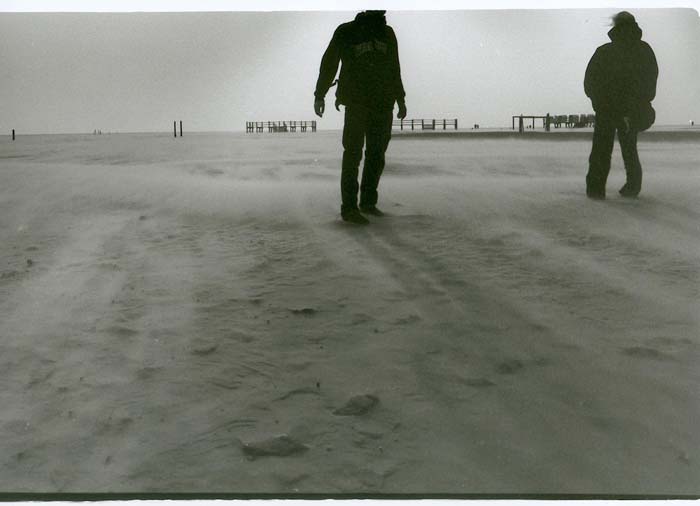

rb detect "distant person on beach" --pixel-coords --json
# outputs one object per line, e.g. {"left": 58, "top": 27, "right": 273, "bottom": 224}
{"left": 314, "top": 10, "right": 407, "bottom": 225}
{"left": 584, "top": 11, "right": 658, "bottom": 199}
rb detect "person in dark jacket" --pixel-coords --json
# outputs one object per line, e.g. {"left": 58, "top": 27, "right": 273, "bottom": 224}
{"left": 584, "top": 11, "right": 658, "bottom": 199}
{"left": 314, "top": 10, "right": 407, "bottom": 224}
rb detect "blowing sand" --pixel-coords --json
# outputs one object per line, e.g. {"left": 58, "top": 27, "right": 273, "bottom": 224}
{"left": 0, "top": 130, "right": 698, "bottom": 494}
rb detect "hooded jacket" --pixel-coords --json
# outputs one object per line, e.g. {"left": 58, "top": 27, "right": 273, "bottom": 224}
{"left": 584, "top": 20, "right": 658, "bottom": 121}
{"left": 314, "top": 11, "right": 406, "bottom": 110}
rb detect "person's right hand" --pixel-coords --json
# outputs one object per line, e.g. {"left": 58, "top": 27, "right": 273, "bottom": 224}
{"left": 397, "top": 101, "right": 407, "bottom": 120}
{"left": 314, "top": 98, "right": 325, "bottom": 118}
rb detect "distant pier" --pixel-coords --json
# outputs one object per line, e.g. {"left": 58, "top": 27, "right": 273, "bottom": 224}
{"left": 246, "top": 121, "right": 317, "bottom": 133}
{"left": 513, "top": 113, "right": 595, "bottom": 132}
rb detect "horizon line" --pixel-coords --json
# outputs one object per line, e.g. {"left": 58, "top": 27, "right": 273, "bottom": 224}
{"left": 4, "top": 123, "right": 699, "bottom": 137}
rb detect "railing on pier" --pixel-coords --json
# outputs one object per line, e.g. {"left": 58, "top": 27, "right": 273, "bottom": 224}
{"left": 392, "top": 118, "right": 458, "bottom": 131}
{"left": 245, "top": 121, "right": 317, "bottom": 133}
{"left": 551, "top": 114, "right": 596, "bottom": 128}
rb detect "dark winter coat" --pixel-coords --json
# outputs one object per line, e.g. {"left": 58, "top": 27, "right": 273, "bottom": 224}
{"left": 314, "top": 12, "right": 406, "bottom": 110}
{"left": 584, "top": 21, "right": 658, "bottom": 128}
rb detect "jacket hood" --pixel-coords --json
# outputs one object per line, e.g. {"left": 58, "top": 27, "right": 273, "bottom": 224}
{"left": 355, "top": 10, "right": 387, "bottom": 29}
{"left": 607, "top": 21, "right": 643, "bottom": 43}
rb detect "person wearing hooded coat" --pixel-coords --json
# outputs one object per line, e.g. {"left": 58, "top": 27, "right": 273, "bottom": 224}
{"left": 584, "top": 11, "right": 658, "bottom": 199}
{"left": 314, "top": 10, "right": 407, "bottom": 224}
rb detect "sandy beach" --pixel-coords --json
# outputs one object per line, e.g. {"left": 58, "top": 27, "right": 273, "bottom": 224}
{"left": 0, "top": 129, "right": 698, "bottom": 494}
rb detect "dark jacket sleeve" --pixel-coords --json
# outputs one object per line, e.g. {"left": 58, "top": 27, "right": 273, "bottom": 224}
{"left": 314, "top": 27, "right": 342, "bottom": 100}
{"left": 388, "top": 27, "right": 406, "bottom": 104}
{"left": 584, "top": 47, "right": 602, "bottom": 105}
{"left": 640, "top": 42, "right": 659, "bottom": 102}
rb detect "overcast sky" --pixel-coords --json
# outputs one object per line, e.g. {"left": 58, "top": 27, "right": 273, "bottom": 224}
{"left": 0, "top": 2, "right": 698, "bottom": 133}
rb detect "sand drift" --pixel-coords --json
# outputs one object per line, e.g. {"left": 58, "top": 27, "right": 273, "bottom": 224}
{"left": 0, "top": 131, "right": 698, "bottom": 494}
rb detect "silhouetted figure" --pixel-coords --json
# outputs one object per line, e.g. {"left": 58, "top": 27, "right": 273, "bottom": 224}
{"left": 314, "top": 10, "right": 407, "bottom": 225}
{"left": 584, "top": 11, "right": 658, "bottom": 199}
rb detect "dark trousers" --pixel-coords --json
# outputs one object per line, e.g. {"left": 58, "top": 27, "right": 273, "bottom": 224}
{"left": 586, "top": 113, "right": 642, "bottom": 195}
{"left": 341, "top": 105, "right": 393, "bottom": 212}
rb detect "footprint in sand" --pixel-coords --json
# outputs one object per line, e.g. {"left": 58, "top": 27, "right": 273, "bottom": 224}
{"left": 208, "top": 380, "right": 241, "bottom": 391}
{"left": 0, "top": 270, "right": 21, "bottom": 280}
{"left": 27, "top": 369, "right": 55, "bottom": 389}
{"left": 394, "top": 314, "right": 421, "bottom": 325}
{"left": 241, "top": 434, "right": 308, "bottom": 460}
{"left": 678, "top": 452, "right": 692, "bottom": 465}
{"left": 136, "top": 367, "right": 160, "bottom": 380}
{"left": 97, "top": 262, "right": 120, "bottom": 271}
{"left": 275, "top": 472, "right": 310, "bottom": 490}
{"left": 333, "top": 394, "right": 379, "bottom": 416}
{"left": 289, "top": 308, "right": 317, "bottom": 316}
{"left": 464, "top": 378, "right": 496, "bottom": 388}
{"left": 621, "top": 346, "right": 674, "bottom": 361}
{"left": 95, "top": 417, "right": 134, "bottom": 437}
{"left": 191, "top": 344, "right": 218, "bottom": 356}
{"left": 107, "top": 326, "right": 139, "bottom": 338}
{"left": 496, "top": 359, "right": 524, "bottom": 375}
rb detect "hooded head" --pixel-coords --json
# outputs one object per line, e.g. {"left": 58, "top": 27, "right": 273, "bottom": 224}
{"left": 355, "top": 10, "right": 387, "bottom": 33}
{"left": 608, "top": 11, "right": 643, "bottom": 43}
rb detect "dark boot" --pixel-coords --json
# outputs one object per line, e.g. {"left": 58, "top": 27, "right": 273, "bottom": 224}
{"left": 341, "top": 208, "right": 370, "bottom": 225}
{"left": 619, "top": 183, "right": 640, "bottom": 198}
{"left": 586, "top": 174, "right": 606, "bottom": 200}
{"left": 359, "top": 205, "right": 385, "bottom": 216}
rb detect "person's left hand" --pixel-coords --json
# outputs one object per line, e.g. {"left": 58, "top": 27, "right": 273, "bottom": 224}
{"left": 397, "top": 101, "right": 407, "bottom": 120}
